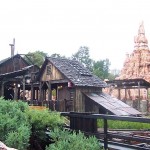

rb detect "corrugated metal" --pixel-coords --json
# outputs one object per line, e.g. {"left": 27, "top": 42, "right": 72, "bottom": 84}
{"left": 84, "top": 92, "right": 142, "bottom": 116}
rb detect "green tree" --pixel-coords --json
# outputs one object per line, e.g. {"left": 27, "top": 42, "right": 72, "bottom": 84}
{"left": 24, "top": 50, "right": 48, "bottom": 67}
{"left": 92, "top": 59, "right": 110, "bottom": 80}
{"left": 72, "top": 46, "right": 93, "bottom": 70}
{"left": 109, "top": 69, "right": 120, "bottom": 80}
{"left": 50, "top": 53, "right": 66, "bottom": 58}
{"left": 107, "top": 73, "right": 116, "bottom": 80}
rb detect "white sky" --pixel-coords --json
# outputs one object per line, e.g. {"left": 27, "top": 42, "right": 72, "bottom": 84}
{"left": 0, "top": 0, "right": 150, "bottom": 70}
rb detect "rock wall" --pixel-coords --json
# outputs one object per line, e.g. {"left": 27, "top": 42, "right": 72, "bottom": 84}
{"left": 104, "top": 22, "right": 150, "bottom": 113}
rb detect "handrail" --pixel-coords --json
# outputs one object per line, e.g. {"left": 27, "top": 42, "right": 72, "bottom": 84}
{"left": 61, "top": 112, "right": 150, "bottom": 150}
{"left": 61, "top": 112, "right": 150, "bottom": 123}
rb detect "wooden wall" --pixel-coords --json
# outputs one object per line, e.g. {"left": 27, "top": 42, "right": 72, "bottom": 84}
{"left": 75, "top": 87, "right": 102, "bottom": 112}
{"left": 0, "top": 56, "right": 28, "bottom": 74}
{"left": 41, "top": 62, "right": 65, "bottom": 81}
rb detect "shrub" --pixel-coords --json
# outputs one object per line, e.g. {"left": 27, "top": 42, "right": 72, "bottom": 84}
{"left": 26, "top": 109, "right": 65, "bottom": 131}
{"left": 5, "top": 124, "right": 31, "bottom": 150}
{"left": 0, "top": 98, "right": 31, "bottom": 149}
{"left": 46, "top": 128, "right": 102, "bottom": 150}
{"left": 26, "top": 109, "right": 65, "bottom": 149}
{"left": 97, "top": 119, "right": 150, "bottom": 129}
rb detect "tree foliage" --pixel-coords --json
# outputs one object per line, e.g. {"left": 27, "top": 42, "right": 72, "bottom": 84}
{"left": 23, "top": 47, "right": 118, "bottom": 80}
{"left": 72, "top": 46, "right": 93, "bottom": 71}
{"left": 50, "top": 53, "right": 66, "bottom": 58}
{"left": 92, "top": 59, "right": 110, "bottom": 80}
{"left": 24, "top": 50, "right": 48, "bottom": 67}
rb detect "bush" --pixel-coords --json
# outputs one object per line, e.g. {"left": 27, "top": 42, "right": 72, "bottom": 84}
{"left": 0, "top": 97, "right": 66, "bottom": 149}
{"left": 46, "top": 128, "right": 102, "bottom": 150}
{"left": 0, "top": 98, "right": 31, "bottom": 150}
{"left": 26, "top": 109, "right": 65, "bottom": 149}
{"left": 5, "top": 124, "right": 31, "bottom": 150}
{"left": 0, "top": 98, "right": 101, "bottom": 150}
{"left": 26, "top": 109, "right": 65, "bottom": 131}
{"left": 97, "top": 119, "right": 150, "bottom": 129}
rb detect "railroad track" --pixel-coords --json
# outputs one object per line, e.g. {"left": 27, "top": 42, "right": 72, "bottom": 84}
{"left": 83, "top": 129, "right": 150, "bottom": 150}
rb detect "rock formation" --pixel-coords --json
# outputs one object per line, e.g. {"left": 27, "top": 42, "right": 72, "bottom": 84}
{"left": 0, "top": 141, "right": 17, "bottom": 150}
{"left": 104, "top": 22, "right": 150, "bottom": 112}
{"left": 117, "top": 21, "right": 150, "bottom": 82}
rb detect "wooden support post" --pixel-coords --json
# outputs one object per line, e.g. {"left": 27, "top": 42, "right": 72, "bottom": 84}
{"left": 46, "top": 81, "right": 51, "bottom": 109}
{"left": 56, "top": 86, "right": 59, "bottom": 111}
{"left": 33, "top": 88, "right": 35, "bottom": 100}
{"left": 146, "top": 88, "right": 149, "bottom": 112}
{"left": 39, "top": 82, "right": 42, "bottom": 101}
{"left": 31, "top": 83, "right": 34, "bottom": 101}
{"left": 138, "top": 81, "right": 140, "bottom": 110}
{"left": 48, "top": 81, "right": 51, "bottom": 100}
{"left": 18, "top": 86, "right": 20, "bottom": 99}
{"left": 36, "top": 89, "right": 38, "bottom": 100}
{"left": 14, "top": 85, "right": 17, "bottom": 100}
{"left": 118, "top": 88, "right": 121, "bottom": 100}
{"left": 104, "top": 119, "right": 108, "bottom": 150}
{"left": 146, "top": 88, "right": 148, "bottom": 99}
{"left": 23, "top": 76, "right": 25, "bottom": 100}
{"left": 125, "top": 88, "right": 127, "bottom": 103}
{"left": 44, "top": 90, "right": 46, "bottom": 100}
{"left": 56, "top": 86, "right": 58, "bottom": 100}
{"left": 1, "top": 82, "right": 4, "bottom": 97}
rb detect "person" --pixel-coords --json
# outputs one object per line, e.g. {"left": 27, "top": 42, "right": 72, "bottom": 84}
{"left": 4, "top": 86, "right": 14, "bottom": 100}
{"left": 8, "top": 87, "right": 14, "bottom": 100}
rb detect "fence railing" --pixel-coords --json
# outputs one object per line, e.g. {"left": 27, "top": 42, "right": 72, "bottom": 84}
{"left": 61, "top": 112, "right": 150, "bottom": 150}
{"left": 25, "top": 99, "right": 73, "bottom": 112}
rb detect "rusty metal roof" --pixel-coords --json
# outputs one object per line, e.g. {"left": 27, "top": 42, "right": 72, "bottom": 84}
{"left": 84, "top": 92, "right": 142, "bottom": 116}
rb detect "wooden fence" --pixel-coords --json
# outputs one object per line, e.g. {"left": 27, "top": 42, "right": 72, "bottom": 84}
{"left": 61, "top": 112, "right": 150, "bottom": 150}
{"left": 26, "top": 99, "right": 73, "bottom": 112}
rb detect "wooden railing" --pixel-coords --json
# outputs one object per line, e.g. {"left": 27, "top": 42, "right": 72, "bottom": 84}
{"left": 61, "top": 112, "right": 150, "bottom": 150}
{"left": 25, "top": 99, "right": 73, "bottom": 112}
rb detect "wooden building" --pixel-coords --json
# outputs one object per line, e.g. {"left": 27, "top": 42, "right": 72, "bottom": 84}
{"left": 0, "top": 53, "right": 141, "bottom": 116}
{"left": 0, "top": 54, "right": 39, "bottom": 101}
{"left": 37, "top": 57, "right": 141, "bottom": 116}
{"left": 38, "top": 57, "right": 107, "bottom": 112}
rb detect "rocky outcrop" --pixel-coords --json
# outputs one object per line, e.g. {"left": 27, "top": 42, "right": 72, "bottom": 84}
{"left": 0, "top": 141, "right": 17, "bottom": 150}
{"left": 117, "top": 22, "right": 150, "bottom": 82}
{"left": 104, "top": 21, "right": 150, "bottom": 113}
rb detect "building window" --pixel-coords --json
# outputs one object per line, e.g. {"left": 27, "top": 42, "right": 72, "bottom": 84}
{"left": 46, "top": 65, "right": 52, "bottom": 75}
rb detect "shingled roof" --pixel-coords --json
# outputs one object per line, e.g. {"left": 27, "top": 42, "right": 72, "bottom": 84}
{"left": 0, "top": 54, "right": 30, "bottom": 67}
{"left": 46, "top": 57, "right": 107, "bottom": 88}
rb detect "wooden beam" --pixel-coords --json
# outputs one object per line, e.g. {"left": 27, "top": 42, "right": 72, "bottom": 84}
{"left": 104, "top": 119, "right": 108, "bottom": 150}
{"left": 23, "top": 76, "right": 25, "bottom": 100}
{"left": 118, "top": 88, "right": 121, "bottom": 99}
{"left": 31, "top": 82, "right": 34, "bottom": 101}
{"left": 138, "top": 81, "right": 140, "bottom": 110}
{"left": 39, "top": 82, "right": 42, "bottom": 101}
{"left": 47, "top": 81, "right": 51, "bottom": 101}
{"left": 125, "top": 89, "right": 127, "bottom": 101}
{"left": 36, "top": 89, "right": 38, "bottom": 100}
{"left": 1, "top": 82, "right": 4, "bottom": 97}
{"left": 14, "top": 85, "right": 17, "bottom": 100}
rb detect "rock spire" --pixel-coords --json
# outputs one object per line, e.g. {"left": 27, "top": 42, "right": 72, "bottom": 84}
{"left": 134, "top": 21, "right": 148, "bottom": 50}
{"left": 117, "top": 22, "right": 150, "bottom": 82}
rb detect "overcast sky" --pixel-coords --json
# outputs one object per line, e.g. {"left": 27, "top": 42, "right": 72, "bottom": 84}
{"left": 0, "top": 0, "right": 150, "bottom": 70}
